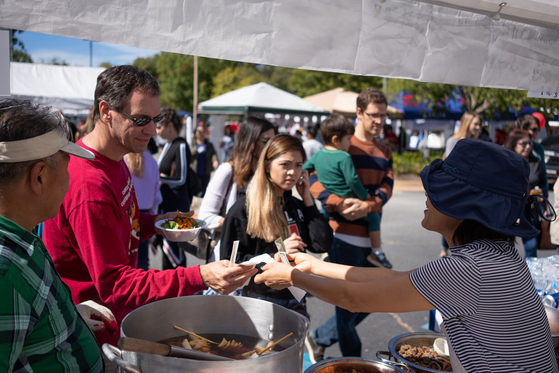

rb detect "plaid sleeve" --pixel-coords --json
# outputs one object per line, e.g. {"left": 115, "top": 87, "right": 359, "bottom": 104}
{"left": 0, "top": 276, "right": 31, "bottom": 372}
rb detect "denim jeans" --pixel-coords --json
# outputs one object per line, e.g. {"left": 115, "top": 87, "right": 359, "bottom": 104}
{"left": 523, "top": 236, "right": 538, "bottom": 258}
{"left": 311, "top": 237, "right": 374, "bottom": 357}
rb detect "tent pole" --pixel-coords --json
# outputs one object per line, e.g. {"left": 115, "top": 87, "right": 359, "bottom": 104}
{"left": 193, "top": 55, "right": 198, "bottom": 129}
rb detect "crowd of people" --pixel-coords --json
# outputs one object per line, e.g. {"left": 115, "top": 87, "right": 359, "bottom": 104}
{"left": 0, "top": 64, "right": 557, "bottom": 373}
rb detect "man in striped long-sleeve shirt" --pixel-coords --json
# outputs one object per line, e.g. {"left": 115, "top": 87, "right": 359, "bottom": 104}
{"left": 305, "top": 88, "right": 394, "bottom": 361}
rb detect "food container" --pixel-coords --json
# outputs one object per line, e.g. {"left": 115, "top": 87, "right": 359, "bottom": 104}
{"left": 102, "top": 295, "right": 308, "bottom": 373}
{"left": 304, "top": 357, "right": 414, "bottom": 373}
{"left": 376, "top": 332, "right": 451, "bottom": 373}
{"left": 155, "top": 218, "right": 206, "bottom": 242}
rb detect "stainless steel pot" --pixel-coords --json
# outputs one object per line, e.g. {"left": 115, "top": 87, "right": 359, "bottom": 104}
{"left": 376, "top": 332, "right": 451, "bottom": 373}
{"left": 304, "top": 357, "right": 414, "bottom": 373}
{"left": 102, "top": 295, "right": 309, "bottom": 372}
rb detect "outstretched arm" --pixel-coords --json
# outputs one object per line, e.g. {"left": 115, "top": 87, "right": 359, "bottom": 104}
{"left": 254, "top": 253, "right": 430, "bottom": 313}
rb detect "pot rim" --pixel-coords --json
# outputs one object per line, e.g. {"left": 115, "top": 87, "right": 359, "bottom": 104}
{"left": 304, "top": 357, "right": 411, "bottom": 373}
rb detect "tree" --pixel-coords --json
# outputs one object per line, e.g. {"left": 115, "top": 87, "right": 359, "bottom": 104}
{"left": 10, "top": 30, "right": 33, "bottom": 63}
{"left": 99, "top": 62, "right": 112, "bottom": 68}
{"left": 384, "top": 79, "right": 553, "bottom": 120}
{"left": 43, "top": 58, "right": 69, "bottom": 66}
{"left": 287, "top": 69, "right": 383, "bottom": 97}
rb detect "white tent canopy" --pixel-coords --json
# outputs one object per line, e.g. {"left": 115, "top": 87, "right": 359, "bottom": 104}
{"left": 198, "top": 82, "right": 330, "bottom": 116}
{"left": 1, "top": 1, "right": 559, "bottom": 92}
{"left": 10, "top": 62, "right": 104, "bottom": 111}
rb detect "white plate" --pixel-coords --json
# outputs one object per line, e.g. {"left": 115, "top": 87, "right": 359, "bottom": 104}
{"left": 155, "top": 218, "right": 207, "bottom": 242}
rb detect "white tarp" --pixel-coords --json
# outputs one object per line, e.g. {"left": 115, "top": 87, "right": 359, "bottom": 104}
{"left": 10, "top": 62, "right": 104, "bottom": 111}
{"left": 1, "top": 0, "right": 559, "bottom": 93}
{"left": 198, "top": 82, "right": 330, "bottom": 116}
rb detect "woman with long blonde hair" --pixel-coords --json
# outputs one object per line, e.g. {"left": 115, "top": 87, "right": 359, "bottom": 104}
{"left": 220, "top": 134, "right": 332, "bottom": 317}
{"left": 444, "top": 111, "right": 482, "bottom": 158}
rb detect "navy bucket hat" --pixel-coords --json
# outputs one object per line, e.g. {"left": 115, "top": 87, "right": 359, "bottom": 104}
{"left": 420, "top": 138, "right": 538, "bottom": 237}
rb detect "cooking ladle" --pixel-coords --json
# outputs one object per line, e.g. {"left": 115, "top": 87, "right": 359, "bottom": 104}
{"left": 118, "top": 337, "right": 233, "bottom": 361}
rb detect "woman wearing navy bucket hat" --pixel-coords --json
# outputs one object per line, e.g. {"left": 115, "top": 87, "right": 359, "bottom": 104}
{"left": 256, "top": 139, "right": 557, "bottom": 373}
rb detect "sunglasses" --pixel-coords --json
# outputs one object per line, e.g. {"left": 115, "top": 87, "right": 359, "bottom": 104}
{"left": 517, "top": 140, "right": 532, "bottom": 147}
{"left": 258, "top": 137, "right": 271, "bottom": 144}
{"left": 117, "top": 109, "right": 166, "bottom": 127}
{"left": 529, "top": 127, "right": 540, "bottom": 132}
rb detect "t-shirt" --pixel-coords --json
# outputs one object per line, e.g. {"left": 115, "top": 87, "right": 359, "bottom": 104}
{"left": 410, "top": 239, "right": 557, "bottom": 373}
{"left": 43, "top": 140, "right": 206, "bottom": 346}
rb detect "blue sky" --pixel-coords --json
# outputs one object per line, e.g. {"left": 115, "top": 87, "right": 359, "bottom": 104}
{"left": 18, "top": 31, "right": 159, "bottom": 67}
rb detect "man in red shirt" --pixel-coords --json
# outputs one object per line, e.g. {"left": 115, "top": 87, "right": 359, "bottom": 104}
{"left": 43, "top": 65, "right": 257, "bottom": 347}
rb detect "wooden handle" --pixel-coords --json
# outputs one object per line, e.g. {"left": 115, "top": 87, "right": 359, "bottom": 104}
{"left": 118, "top": 337, "right": 171, "bottom": 357}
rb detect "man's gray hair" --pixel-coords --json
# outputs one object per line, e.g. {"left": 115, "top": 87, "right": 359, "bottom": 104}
{"left": 0, "top": 99, "right": 71, "bottom": 189}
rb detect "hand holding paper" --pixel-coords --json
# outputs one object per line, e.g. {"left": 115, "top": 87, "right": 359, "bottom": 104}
{"left": 240, "top": 254, "right": 306, "bottom": 302}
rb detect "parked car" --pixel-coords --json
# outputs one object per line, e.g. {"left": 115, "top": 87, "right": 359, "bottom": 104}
{"left": 541, "top": 136, "right": 559, "bottom": 182}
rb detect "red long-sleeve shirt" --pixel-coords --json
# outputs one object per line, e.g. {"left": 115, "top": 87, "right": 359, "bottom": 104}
{"left": 43, "top": 140, "right": 205, "bottom": 346}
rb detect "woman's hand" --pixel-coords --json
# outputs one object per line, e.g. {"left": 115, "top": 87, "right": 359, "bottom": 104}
{"left": 296, "top": 170, "right": 313, "bottom": 206}
{"left": 254, "top": 262, "right": 294, "bottom": 290}
{"left": 283, "top": 233, "right": 307, "bottom": 254}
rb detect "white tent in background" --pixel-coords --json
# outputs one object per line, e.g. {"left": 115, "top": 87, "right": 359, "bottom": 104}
{"left": 198, "top": 82, "right": 330, "bottom": 117}
{"left": 1, "top": 1, "right": 559, "bottom": 93}
{"left": 199, "top": 82, "right": 329, "bottom": 148}
{"left": 10, "top": 62, "right": 105, "bottom": 112}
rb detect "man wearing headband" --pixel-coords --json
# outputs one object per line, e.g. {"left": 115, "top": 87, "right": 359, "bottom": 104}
{"left": 0, "top": 99, "right": 117, "bottom": 372}
{"left": 42, "top": 65, "right": 257, "bottom": 348}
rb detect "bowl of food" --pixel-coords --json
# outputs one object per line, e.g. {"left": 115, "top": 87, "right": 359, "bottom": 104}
{"left": 155, "top": 212, "right": 207, "bottom": 242}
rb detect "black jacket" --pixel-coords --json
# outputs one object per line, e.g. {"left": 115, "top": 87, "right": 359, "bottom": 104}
{"left": 220, "top": 189, "right": 333, "bottom": 300}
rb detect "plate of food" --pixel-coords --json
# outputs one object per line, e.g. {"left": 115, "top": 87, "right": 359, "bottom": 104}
{"left": 155, "top": 211, "right": 207, "bottom": 242}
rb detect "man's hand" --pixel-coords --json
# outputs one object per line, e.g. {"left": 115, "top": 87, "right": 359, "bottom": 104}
{"left": 283, "top": 233, "right": 307, "bottom": 254}
{"left": 199, "top": 261, "right": 258, "bottom": 294}
{"left": 76, "top": 300, "right": 118, "bottom": 334}
{"left": 339, "top": 198, "right": 369, "bottom": 221}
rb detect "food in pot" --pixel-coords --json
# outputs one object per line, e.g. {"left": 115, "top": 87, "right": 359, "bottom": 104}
{"left": 163, "top": 211, "right": 202, "bottom": 230}
{"left": 164, "top": 326, "right": 290, "bottom": 360}
{"left": 398, "top": 344, "right": 452, "bottom": 371}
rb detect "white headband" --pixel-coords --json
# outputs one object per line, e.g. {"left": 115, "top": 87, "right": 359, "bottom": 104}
{"left": 0, "top": 130, "right": 94, "bottom": 163}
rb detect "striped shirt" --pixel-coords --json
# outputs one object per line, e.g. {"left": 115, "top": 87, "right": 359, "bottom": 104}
{"left": 309, "top": 135, "right": 393, "bottom": 247}
{"left": 410, "top": 239, "right": 557, "bottom": 373}
{"left": 0, "top": 215, "right": 103, "bottom": 373}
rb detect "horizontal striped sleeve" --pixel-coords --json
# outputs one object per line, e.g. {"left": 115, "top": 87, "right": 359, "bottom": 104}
{"left": 410, "top": 254, "right": 481, "bottom": 317}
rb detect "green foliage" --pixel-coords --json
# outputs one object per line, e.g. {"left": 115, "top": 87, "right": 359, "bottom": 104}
{"left": 393, "top": 150, "right": 443, "bottom": 176}
{"left": 12, "top": 49, "right": 33, "bottom": 63}
{"left": 10, "top": 30, "right": 33, "bottom": 63}
{"left": 99, "top": 62, "right": 112, "bottom": 68}
{"left": 287, "top": 69, "right": 383, "bottom": 97}
{"left": 43, "top": 58, "right": 69, "bottom": 66}
{"left": 385, "top": 78, "right": 557, "bottom": 120}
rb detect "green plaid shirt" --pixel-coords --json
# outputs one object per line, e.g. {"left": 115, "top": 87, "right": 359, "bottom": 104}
{"left": 0, "top": 215, "right": 103, "bottom": 373}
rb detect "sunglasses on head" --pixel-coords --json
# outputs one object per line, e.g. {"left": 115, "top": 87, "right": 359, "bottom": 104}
{"left": 117, "top": 109, "right": 166, "bottom": 127}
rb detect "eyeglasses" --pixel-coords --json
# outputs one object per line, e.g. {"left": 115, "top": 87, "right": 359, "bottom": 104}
{"left": 117, "top": 109, "right": 166, "bottom": 127}
{"left": 517, "top": 140, "right": 532, "bottom": 147}
{"left": 258, "top": 137, "right": 271, "bottom": 144}
{"left": 363, "top": 112, "right": 387, "bottom": 121}
{"left": 528, "top": 127, "right": 540, "bottom": 133}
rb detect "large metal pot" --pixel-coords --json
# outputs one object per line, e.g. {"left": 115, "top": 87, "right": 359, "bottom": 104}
{"left": 376, "top": 332, "right": 451, "bottom": 373}
{"left": 102, "top": 295, "right": 309, "bottom": 372}
{"left": 304, "top": 357, "right": 414, "bottom": 373}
